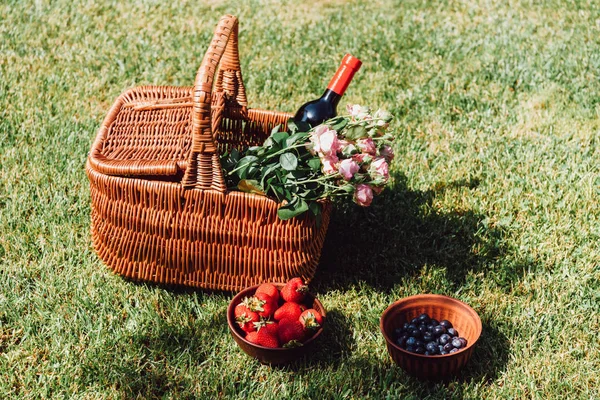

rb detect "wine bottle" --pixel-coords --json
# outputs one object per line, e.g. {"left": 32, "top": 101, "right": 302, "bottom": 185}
{"left": 293, "top": 54, "right": 362, "bottom": 128}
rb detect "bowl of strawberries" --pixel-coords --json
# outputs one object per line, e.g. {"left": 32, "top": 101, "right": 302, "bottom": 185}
{"left": 227, "top": 278, "right": 326, "bottom": 365}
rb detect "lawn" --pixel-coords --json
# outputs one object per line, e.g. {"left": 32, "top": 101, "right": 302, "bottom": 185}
{"left": 1, "top": 0, "right": 599, "bottom": 398}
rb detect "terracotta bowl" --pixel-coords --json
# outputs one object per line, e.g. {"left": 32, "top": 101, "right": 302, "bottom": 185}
{"left": 380, "top": 294, "right": 482, "bottom": 380}
{"left": 227, "top": 283, "right": 326, "bottom": 365}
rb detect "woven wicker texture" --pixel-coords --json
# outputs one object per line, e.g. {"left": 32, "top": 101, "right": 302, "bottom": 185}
{"left": 86, "top": 15, "right": 331, "bottom": 291}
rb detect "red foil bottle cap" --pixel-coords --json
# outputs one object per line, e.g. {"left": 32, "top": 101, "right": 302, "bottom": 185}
{"left": 327, "top": 54, "right": 362, "bottom": 96}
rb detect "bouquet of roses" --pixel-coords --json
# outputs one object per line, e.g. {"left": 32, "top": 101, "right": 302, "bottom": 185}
{"left": 220, "top": 104, "right": 394, "bottom": 222}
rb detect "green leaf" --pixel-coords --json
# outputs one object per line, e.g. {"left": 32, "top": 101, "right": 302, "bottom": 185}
{"left": 287, "top": 119, "right": 311, "bottom": 134}
{"left": 237, "top": 179, "right": 266, "bottom": 196}
{"left": 287, "top": 119, "right": 298, "bottom": 134}
{"left": 260, "top": 162, "right": 280, "bottom": 185}
{"left": 271, "top": 124, "right": 282, "bottom": 135}
{"left": 269, "top": 182, "right": 286, "bottom": 202}
{"left": 308, "top": 201, "right": 321, "bottom": 216}
{"left": 263, "top": 137, "right": 274, "bottom": 148}
{"left": 344, "top": 125, "right": 367, "bottom": 140}
{"left": 286, "top": 131, "right": 309, "bottom": 147}
{"left": 307, "top": 157, "right": 321, "bottom": 171}
{"left": 230, "top": 148, "right": 240, "bottom": 162}
{"left": 235, "top": 155, "right": 258, "bottom": 179}
{"left": 286, "top": 170, "right": 308, "bottom": 179}
{"left": 330, "top": 118, "right": 348, "bottom": 132}
{"left": 279, "top": 153, "right": 298, "bottom": 171}
{"left": 271, "top": 131, "right": 289, "bottom": 145}
{"left": 277, "top": 197, "right": 309, "bottom": 220}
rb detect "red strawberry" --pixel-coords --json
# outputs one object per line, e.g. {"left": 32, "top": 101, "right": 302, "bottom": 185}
{"left": 299, "top": 309, "right": 323, "bottom": 330}
{"left": 258, "top": 293, "right": 278, "bottom": 318}
{"left": 235, "top": 303, "right": 259, "bottom": 333}
{"left": 254, "top": 319, "right": 279, "bottom": 336}
{"left": 281, "top": 277, "right": 308, "bottom": 303}
{"left": 278, "top": 318, "right": 306, "bottom": 346}
{"left": 234, "top": 302, "right": 252, "bottom": 319}
{"left": 245, "top": 331, "right": 259, "bottom": 343}
{"left": 246, "top": 329, "right": 279, "bottom": 348}
{"left": 274, "top": 301, "right": 305, "bottom": 321}
{"left": 255, "top": 283, "right": 280, "bottom": 304}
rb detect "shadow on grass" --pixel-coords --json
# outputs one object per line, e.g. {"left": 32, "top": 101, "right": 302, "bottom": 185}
{"left": 315, "top": 172, "right": 522, "bottom": 292}
{"left": 457, "top": 322, "right": 511, "bottom": 385}
{"left": 272, "top": 320, "right": 511, "bottom": 397}
{"left": 79, "top": 310, "right": 226, "bottom": 399}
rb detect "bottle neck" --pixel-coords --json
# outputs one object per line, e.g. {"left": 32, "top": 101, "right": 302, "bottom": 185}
{"left": 326, "top": 55, "right": 361, "bottom": 97}
{"left": 321, "top": 89, "right": 342, "bottom": 107}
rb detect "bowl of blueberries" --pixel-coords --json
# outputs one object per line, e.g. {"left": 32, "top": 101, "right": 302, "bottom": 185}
{"left": 380, "top": 294, "right": 482, "bottom": 380}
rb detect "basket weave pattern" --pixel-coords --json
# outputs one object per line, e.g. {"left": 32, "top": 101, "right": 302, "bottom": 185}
{"left": 86, "top": 15, "right": 331, "bottom": 291}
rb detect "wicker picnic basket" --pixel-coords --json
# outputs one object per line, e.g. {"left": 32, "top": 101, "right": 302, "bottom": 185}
{"left": 86, "top": 15, "right": 331, "bottom": 291}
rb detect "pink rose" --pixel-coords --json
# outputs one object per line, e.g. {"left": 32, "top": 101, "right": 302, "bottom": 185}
{"left": 357, "top": 138, "right": 376, "bottom": 155}
{"left": 338, "top": 158, "right": 360, "bottom": 181}
{"left": 337, "top": 139, "right": 350, "bottom": 153}
{"left": 321, "top": 154, "right": 339, "bottom": 175}
{"left": 370, "top": 157, "right": 389, "bottom": 180}
{"left": 354, "top": 184, "right": 374, "bottom": 207}
{"left": 309, "top": 125, "right": 339, "bottom": 156}
{"left": 372, "top": 185, "right": 385, "bottom": 195}
{"left": 352, "top": 153, "right": 372, "bottom": 164}
{"left": 319, "top": 129, "right": 339, "bottom": 156}
{"left": 346, "top": 104, "right": 371, "bottom": 120}
{"left": 379, "top": 144, "right": 394, "bottom": 162}
{"left": 309, "top": 125, "right": 328, "bottom": 153}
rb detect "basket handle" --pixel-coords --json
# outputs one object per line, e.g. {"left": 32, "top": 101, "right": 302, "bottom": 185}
{"left": 182, "top": 14, "right": 247, "bottom": 191}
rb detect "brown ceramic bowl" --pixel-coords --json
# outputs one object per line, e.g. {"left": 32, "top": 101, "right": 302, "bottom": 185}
{"left": 227, "top": 283, "right": 326, "bottom": 365}
{"left": 380, "top": 294, "right": 482, "bottom": 380}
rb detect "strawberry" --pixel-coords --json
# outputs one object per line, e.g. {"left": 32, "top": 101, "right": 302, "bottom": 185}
{"left": 255, "top": 283, "right": 280, "bottom": 304}
{"left": 246, "top": 329, "right": 279, "bottom": 348}
{"left": 278, "top": 318, "right": 306, "bottom": 346}
{"left": 254, "top": 319, "right": 279, "bottom": 337}
{"left": 299, "top": 309, "right": 323, "bottom": 330}
{"left": 281, "top": 277, "right": 308, "bottom": 303}
{"left": 274, "top": 301, "right": 305, "bottom": 321}
{"left": 245, "top": 331, "right": 259, "bottom": 343}
{"left": 249, "top": 293, "right": 277, "bottom": 318}
{"left": 234, "top": 303, "right": 260, "bottom": 333}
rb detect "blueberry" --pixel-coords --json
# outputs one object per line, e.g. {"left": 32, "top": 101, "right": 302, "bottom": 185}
{"left": 406, "top": 336, "right": 417, "bottom": 347}
{"left": 415, "top": 340, "right": 425, "bottom": 348}
{"left": 432, "top": 325, "right": 447, "bottom": 337}
{"left": 449, "top": 348, "right": 459, "bottom": 354}
{"left": 425, "top": 351, "right": 432, "bottom": 356}
{"left": 440, "top": 350, "right": 449, "bottom": 355}
{"left": 430, "top": 319, "right": 439, "bottom": 326}
{"left": 451, "top": 338, "right": 462, "bottom": 349}
{"left": 407, "top": 323, "right": 418, "bottom": 331}
{"left": 426, "top": 324, "right": 435, "bottom": 332}
{"left": 418, "top": 325, "right": 428, "bottom": 334}
{"left": 403, "top": 322, "right": 410, "bottom": 330}
{"left": 411, "top": 317, "right": 419, "bottom": 325}
{"left": 438, "top": 333, "right": 451, "bottom": 345}
{"left": 438, "top": 344, "right": 444, "bottom": 353}
{"left": 396, "top": 335, "right": 408, "bottom": 347}
{"left": 443, "top": 343, "right": 454, "bottom": 352}
{"left": 447, "top": 328, "right": 458, "bottom": 337}
{"left": 426, "top": 342, "right": 438, "bottom": 354}
{"left": 422, "top": 332, "right": 434, "bottom": 342}
{"left": 394, "top": 328, "right": 404, "bottom": 337}
{"left": 418, "top": 313, "right": 431, "bottom": 324}
{"left": 410, "top": 328, "right": 422, "bottom": 339}
{"left": 406, "top": 345, "right": 416, "bottom": 353}
{"left": 459, "top": 337, "right": 468, "bottom": 348}
{"left": 439, "top": 319, "right": 453, "bottom": 329}
{"left": 414, "top": 346, "right": 426, "bottom": 354}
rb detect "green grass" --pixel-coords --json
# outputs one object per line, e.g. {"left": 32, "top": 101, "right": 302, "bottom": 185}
{"left": 1, "top": 0, "right": 600, "bottom": 398}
